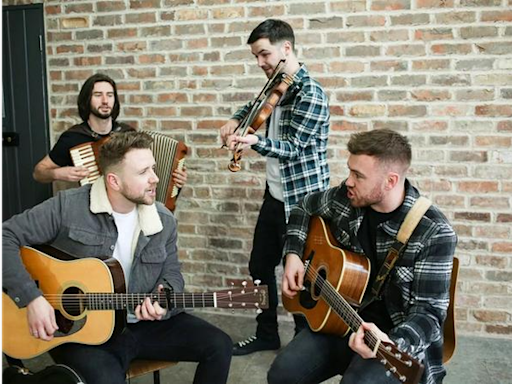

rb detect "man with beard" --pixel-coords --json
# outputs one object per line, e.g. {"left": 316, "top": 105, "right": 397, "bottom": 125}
{"left": 33, "top": 73, "right": 186, "bottom": 189}
{"left": 269, "top": 129, "right": 457, "bottom": 384}
{"left": 3, "top": 131, "right": 233, "bottom": 384}
{"left": 220, "top": 19, "right": 330, "bottom": 355}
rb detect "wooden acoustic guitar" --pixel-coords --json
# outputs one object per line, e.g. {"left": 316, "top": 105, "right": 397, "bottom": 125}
{"left": 282, "top": 216, "right": 424, "bottom": 384}
{"left": 3, "top": 245, "right": 268, "bottom": 360}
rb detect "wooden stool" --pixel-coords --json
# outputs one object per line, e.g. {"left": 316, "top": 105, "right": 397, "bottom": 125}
{"left": 126, "top": 360, "right": 178, "bottom": 384}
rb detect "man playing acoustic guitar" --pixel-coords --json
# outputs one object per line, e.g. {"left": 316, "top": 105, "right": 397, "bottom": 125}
{"left": 3, "top": 131, "right": 232, "bottom": 384}
{"left": 271, "top": 129, "right": 457, "bottom": 384}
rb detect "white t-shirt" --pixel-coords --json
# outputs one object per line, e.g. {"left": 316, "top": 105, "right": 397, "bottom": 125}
{"left": 112, "top": 208, "right": 138, "bottom": 287}
{"left": 112, "top": 208, "right": 139, "bottom": 323}
{"left": 266, "top": 105, "right": 284, "bottom": 202}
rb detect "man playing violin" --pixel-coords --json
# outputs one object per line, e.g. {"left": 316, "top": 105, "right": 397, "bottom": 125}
{"left": 220, "top": 19, "right": 330, "bottom": 356}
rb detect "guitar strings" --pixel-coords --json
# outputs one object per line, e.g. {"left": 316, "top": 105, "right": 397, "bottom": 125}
{"left": 41, "top": 292, "right": 262, "bottom": 309}
{"left": 304, "top": 265, "right": 381, "bottom": 350}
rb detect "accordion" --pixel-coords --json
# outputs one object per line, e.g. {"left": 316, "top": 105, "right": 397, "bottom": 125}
{"left": 70, "top": 131, "right": 188, "bottom": 212}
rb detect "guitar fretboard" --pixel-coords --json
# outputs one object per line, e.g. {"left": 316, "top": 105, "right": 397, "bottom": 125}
{"left": 52, "top": 292, "right": 219, "bottom": 311}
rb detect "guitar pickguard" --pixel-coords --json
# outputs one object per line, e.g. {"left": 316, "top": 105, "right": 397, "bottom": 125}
{"left": 54, "top": 311, "right": 86, "bottom": 337}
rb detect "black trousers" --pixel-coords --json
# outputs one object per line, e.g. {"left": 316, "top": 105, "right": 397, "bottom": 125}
{"left": 50, "top": 312, "right": 232, "bottom": 384}
{"left": 250, "top": 190, "right": 306, "bottom": 341}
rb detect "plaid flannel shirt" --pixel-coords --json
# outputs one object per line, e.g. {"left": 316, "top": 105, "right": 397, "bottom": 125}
{"left": 284, "top": 180, "right": 457, "bottom": 384}
{"left": 232, "top": 65, "right": 330, "bottom": 220}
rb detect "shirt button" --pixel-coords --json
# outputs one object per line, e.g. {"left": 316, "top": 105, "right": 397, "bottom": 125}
{"left": 110, "top": 245, "right": 115, "bottom": 251}
{"left": 14, "top": 297, "right": 20, "bottom": 303}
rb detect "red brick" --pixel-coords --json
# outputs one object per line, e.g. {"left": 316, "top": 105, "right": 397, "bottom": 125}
{"left": 497, "top": 214, "right": 512, "bottom": 223}
{"left": 458, "top": 182, "right": 498, "bottom": 193}
{"left": 371, "top": 0, "right": 410, "bottom": 10}
{"left": 417, "top": 0, "right": 454, "bottom": 7}
{"left": 431, "top": 43, "right": 472, "bottom": 55}
{"left": 411, "top": 90, "right": 451, "bottom": 101}
{"left": 492, "top": 242, "right": 512, "bottom": 253}
{"left": 130, "top": 0, "right": 161, "bottom": 9}
{"left": 476, "top": 105, "right": 512, "bottom": 117}
{"left": 472, "top": 310, "right": 508, "bottom": 323}
{"left": 485, "top": 325, "right": 512, "bottom": 335}
{"left": 481, "top": 11, "right": 512, "bottom": 22}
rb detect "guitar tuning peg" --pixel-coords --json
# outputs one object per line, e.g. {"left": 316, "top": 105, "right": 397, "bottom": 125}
{"left": 256, "top": 308, "right": 262, "bottom": 314}
{"left": 254, "top": 279, "right": 261, "bottom": 286}
{"left": 242, "top": 281, "right": 247, "bottom": 287}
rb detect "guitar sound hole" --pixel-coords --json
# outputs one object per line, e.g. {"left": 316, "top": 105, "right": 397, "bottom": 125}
{"left": 299, "top": 281, "right": 316, "bottom": 309}
{"left": 62, "top": 286, "right": 86, "bottom": 317}
{"left": 313, "top": 267, "right": 328, "bottom": 297}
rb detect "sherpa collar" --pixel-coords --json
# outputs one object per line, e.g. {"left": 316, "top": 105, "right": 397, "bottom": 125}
{"left": 90, "top": 176, "right": 163, "bottom": 236}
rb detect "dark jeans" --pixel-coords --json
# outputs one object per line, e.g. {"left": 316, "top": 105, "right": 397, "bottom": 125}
{"left": 267, "top": 328, "right": 401, "bottom": 384}
{"left": 50, "top": 312, "right": 232, "bottom": 384}
{"left": 250, "top": 191, "right": 306, "bottom": 341}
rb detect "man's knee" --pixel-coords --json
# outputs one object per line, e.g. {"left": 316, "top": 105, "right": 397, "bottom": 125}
{"left": 267, "top": 355, "right": 296, "bottom": 384}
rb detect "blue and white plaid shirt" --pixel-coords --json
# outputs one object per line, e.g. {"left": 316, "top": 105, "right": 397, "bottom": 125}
{"left": 232, "top": 65, "right": 330, "bottom": 220}
{"left": 284, "top": 180, "right": 458, "bottom": 384}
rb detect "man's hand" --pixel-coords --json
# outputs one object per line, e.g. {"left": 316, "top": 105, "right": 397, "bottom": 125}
{"left": 27, "top": 296, "right": 59, "bottom": 341}
{"left": 135, "top": 285, "right": 168, "bottom": 321}
{"left": 282, "top": 253, "right": 305, "bottom": 298}
{"left": 33, "top": 155, "right": 90, "bottom": 183}
{"left": 227, "top": 134, "right": 259, "bottom": 151}
{"left": 53, "top": 166, "right": 90, "bottom": 182}
{"left": 349, "top": 322, "right": 393, "bottom": 359}
{"left": 172, "top": 166, "right": 187, "bottom": 189}
{"left": 220, "top": 119, "right": 239, "bottom": 145}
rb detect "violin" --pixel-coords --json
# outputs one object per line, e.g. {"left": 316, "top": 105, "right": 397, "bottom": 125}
{"left": 228, "top": 60, "right": 294, "bottom": 172}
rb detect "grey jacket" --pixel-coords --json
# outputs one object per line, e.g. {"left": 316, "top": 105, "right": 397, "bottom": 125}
{"left": 2, "top": 177, "right": 185, "bottom": 320}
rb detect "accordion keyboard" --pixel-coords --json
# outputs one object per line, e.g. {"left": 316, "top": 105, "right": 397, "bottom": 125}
{"left": 70, "top": 142, "right": 102, "bottom": 186}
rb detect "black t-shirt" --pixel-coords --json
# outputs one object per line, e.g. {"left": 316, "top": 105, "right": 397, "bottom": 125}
{"left": 357, "top": 206, "right": 401, "bottom": 332}
{"left": 49, "top": 121, "right": 135, "bottom": 167}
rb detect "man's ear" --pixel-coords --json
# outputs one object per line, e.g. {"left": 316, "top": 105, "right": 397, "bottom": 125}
{"left": 282, "top": 40, "right": 293, "bottom": 56}
{"left": 386, "top": 172, "right": 400, "bottom": 191}
{"left": 105, "top": 172, "right": 122, "bottom": 192}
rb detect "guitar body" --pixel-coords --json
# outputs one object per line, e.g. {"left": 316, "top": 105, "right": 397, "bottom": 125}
{"left": 3, "top": 245, "right": 269, "bottom": 360}
{"left": 282, "top": 216, "right": 371, "bottom": 336}
{"left": 3, "top": 246, "right": 124, "bottom": 359}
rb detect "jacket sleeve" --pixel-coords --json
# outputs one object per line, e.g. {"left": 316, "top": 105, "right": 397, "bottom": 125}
{"left": 283, "top": 186, "right": 342, "bottom": 257}
{"left": 2, "top": 195, "right": 63, "bottom": 307}
{"left": 251, "top": 87, "right": 329, "bottom": 160}
{"left": 156, "top": 214, "right": 185, "bottom": 320}
{"left": 388, "top": 222, "right": 457, "bottom": 359}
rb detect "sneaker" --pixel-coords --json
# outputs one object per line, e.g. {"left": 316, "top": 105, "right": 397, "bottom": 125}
{"left": 232, "top": 335, "right": 280, "bottom": 356}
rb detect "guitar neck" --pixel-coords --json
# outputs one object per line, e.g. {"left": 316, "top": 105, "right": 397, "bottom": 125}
{"left": 48, "top": 292, "right": 219, "bottom": 311}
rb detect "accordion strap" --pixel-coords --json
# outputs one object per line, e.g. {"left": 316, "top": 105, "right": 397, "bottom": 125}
{"left": 360, "top": 196, "right": 432, "bottom": 311}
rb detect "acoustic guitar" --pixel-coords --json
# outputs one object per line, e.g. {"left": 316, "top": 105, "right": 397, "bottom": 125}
{"left": 282, "top": 216, "right": 424, "bottom": 384}
{"left": 3, "top": 245, "right": 268, "bottom": 360}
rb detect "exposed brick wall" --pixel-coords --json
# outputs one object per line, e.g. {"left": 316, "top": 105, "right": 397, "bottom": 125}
{"left": 4, "top": 0, "right": 512, "bottom": 338}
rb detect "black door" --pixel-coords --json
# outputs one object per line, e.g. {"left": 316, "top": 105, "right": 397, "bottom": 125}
{"left": 3, "top": 4, "right": 52, "bottom": 221}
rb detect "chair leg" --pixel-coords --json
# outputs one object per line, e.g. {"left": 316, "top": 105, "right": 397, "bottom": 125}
{"left": 153, "top": 370, "right": 160, "bottom": 384}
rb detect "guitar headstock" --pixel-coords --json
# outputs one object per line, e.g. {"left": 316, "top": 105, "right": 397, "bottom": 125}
{"left": 377, "top": 341, "right": 424, "bottom": 384}
{"left": 215, "top": 282, "right": 269, "bottom": 310}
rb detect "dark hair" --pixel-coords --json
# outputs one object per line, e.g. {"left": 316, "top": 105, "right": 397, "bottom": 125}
{"left": 247, "top": 19, "right": 295, "bottom": 51}
{"left": 347, "top": 129, "right": 412, "bottom": 170}
{"left": 98, "top": 131, "right": 153, "bottom": 173}
{"left": 77, "top": 73, "right": 120, "bottom": 122}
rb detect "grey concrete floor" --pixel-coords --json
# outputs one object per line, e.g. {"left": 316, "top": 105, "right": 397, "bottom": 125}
{"left": 5, "top": 311, "right": 512, "bottom": 383}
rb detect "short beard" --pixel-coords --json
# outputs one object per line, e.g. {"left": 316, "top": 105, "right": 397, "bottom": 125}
{"left": 350, "top": 184, "right": 385, "bottom": 208}
{"left": 90, "top": 107, "right": 111, "bottom": 120}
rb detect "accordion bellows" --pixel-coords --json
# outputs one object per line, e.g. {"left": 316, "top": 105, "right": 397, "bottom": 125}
{"left": 69, "top": 130, "right": 188, "bottom": 212}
